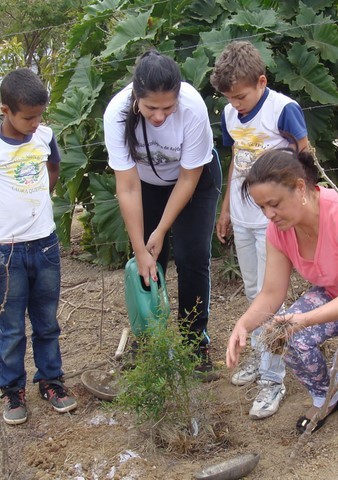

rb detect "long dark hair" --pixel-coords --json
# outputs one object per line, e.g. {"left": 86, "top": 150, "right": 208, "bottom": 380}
{"left": 241, "top": 148, "right": 320, "bottom": 201}
{"left": 124, "top": 50, "right": 181, "bottom": 160}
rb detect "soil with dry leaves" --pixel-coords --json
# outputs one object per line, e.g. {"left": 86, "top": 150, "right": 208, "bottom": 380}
{"left": 1, "top": 217, "right": 338, "bottom": 480}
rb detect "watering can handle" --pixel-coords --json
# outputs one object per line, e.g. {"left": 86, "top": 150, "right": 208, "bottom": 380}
{"left": 149, "top": 277, "right": 160, "bottom": 310}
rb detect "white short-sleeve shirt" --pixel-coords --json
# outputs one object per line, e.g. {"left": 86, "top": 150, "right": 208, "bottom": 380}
{"left": 104, "top": 82, "right": 214, "bottom": 186}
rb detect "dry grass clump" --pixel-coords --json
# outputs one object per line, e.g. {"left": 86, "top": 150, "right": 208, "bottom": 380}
{"left": 259, "top": 317, "right": 295, "bottom": 356}
{"left": 145, "top": 416, "right": 229, "bottom": 455}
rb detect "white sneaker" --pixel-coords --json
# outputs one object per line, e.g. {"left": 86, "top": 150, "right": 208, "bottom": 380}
{"left": 249, "top": 380, "right": 286, "bottom": 419}
{"left": 231, "top": 358, "right": 259, "bottom": 386}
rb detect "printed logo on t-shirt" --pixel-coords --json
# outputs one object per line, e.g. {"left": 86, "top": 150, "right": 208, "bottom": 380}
{"left": 136, "top": 139, "right": 181, "bottom": 166}
{"left": 231, "top": 127, "right": 270, "bottom": 174}
{"left": 14, "top": 162, "right": 40, "bottom": 185}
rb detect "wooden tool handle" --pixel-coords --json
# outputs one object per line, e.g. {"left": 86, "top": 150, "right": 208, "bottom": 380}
{"left": 114, "top": 327, "right": 130, "bottom": 360}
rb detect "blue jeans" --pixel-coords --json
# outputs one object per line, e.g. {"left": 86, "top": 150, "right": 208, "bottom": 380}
{"left": 141, "top": 150, "right": 222, "bottom": 344}
{"left": 233, "top": 223, "right": 285, "bottom": 383}
{"left": 0, "top": 231, "right": 63, "bottom": 389}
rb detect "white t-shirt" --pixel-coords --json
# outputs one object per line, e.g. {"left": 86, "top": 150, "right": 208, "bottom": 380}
{"left": 0, "top": 125, "right": 60, "bottom": 242}
{"left": 222, "top": 88, "right": 307, "bottom": 228}
{"left": 104, "top": 82, "right": 214, "bottom": 186}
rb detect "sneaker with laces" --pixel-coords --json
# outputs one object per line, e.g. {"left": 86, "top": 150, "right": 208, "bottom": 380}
{"left": 195, "top": 345, "right": 213, "bottom": 373}
{"left": 231, "top": 358, "right": 259, "bottom": 386}
{"left": 1, "top": 387, "right": 27, "bottom": 425}
{"left": 39, "top": 379, "right": 77, "bottom": 413}
{"left": 249, "top": 380, "right": 286, "bottom": 419}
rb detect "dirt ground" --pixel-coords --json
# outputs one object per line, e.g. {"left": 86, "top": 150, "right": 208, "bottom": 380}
{"left": 1, "top": 216, "right": 338, "bottom": 480}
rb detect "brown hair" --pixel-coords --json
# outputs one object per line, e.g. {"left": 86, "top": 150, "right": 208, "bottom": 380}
{"left": 241, "top": 148, "right": 319, "bottom": 201}
{"left": 210, "top": 41, "right": 266, "bottom": 93}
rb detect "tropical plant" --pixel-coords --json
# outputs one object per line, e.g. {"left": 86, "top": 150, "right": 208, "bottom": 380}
{"left": 45, "top": 0, "right": 337, "bottom": 266}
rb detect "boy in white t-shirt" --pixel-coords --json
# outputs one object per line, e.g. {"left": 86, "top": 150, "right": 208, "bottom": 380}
{"left": 210, "top": 41, "right": 308, "bottom": 419}
{"left": 0, "top": 68, "right": 77, "bottom": 425}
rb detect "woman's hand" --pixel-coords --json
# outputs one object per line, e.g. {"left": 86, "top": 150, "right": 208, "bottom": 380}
{"left": 272, "top": 313, "right": 305, "bottom": 334}
{"left": 226, "top": 323, "right": 249, "bottom": 368}
{"left": 146, "top": 227, "right": 165, "bottom": 262}
{"left": 134, "top": 250, "right": 158, "bottom": 286}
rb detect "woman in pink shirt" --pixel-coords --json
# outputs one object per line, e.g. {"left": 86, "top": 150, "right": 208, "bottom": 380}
{"left": 226, "top": 148, "right": 338, "bottom": 433}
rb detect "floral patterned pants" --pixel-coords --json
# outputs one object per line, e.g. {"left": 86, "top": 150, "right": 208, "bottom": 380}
{"left": 284, "top": 286, "right": 338, "bottom": 407}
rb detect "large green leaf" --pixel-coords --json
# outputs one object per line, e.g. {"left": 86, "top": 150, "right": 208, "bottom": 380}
{"left": 101, "top": 10, "right": 161, "bottom": 58}
{"left": 227, "top": 9, "right": 279, "bottom": 30}
{"left": 183, "top": 0, "right": 223, "bottom": 23}
{"left": 52, "top": 195, "right": 73, "bottom": 247}
{"left": 181, "top": 48, "right": 212, "bottom": 89}
{"left": 88, "top": 172, "right": 129, "bottom": 252}
{"left": 273, "top": 43, "right": 338, "bottom": 104}
{"left": 200, "top": 28, "right": 274, "bottom": 68}
{"left": 68, "top": 2, "right": 122, "bottom": 52}
{"left": 66, "top": 168, "right": 87, "bottom": 205}
{"left": 65, "top": 56, "right": 105, "bottom": 95}
{"left": 290, "top": 4, "right": 338, "bottom": 63}
{"left": 303, "top": 104, "right": 334, "bottom": 146}
{"left": 50, "top": 87, "right": 95, "bottom": 131}
{"left": 200, "top": 28, "right": 235, "bottom": 58}
{"left": 83, "top": 0, "right": 121, "bottom": 18}
{"left": 59, "top": 130, "right": 88, "bottom": 182}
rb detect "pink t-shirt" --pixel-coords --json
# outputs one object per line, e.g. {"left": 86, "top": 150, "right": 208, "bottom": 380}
{"left": 267, "top": 186, "right": 338, "bottom": 298}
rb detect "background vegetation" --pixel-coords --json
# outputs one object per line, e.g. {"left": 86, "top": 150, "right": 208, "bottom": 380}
{"left": 1, "top": 0, "right": 337, "bottom": 267}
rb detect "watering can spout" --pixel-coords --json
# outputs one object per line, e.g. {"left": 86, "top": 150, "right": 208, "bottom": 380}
{"left": 124, "top": 257, "right": 170, "bottom": 336}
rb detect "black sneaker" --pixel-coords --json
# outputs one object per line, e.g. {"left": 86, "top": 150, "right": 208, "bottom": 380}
{"left": 194, "top": 346, "right": 221, "bottom": 382}
{"left": 39, "top": 379, "right": 77, "bottom": 413}
{"left": 1, "top": 387, "right": 27, "bottom": 425}
{"left": 195, "top": 345, "right": 213, "bottom": 373}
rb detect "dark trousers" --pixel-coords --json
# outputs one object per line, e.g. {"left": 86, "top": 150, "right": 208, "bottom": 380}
{"left": 141, "top": 150, "right": 222, "bottom": 345}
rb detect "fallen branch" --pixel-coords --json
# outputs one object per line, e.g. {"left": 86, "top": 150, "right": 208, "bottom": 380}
{"left": 228, "top": 284, "right": 244, "bottom": 302}
{"left": 59, "top": 298, "right": 110, "bottom": 312}
{"left": 61, "top": 281, "right": 88, "bottom": 295}
{"left": 63, "top": 360, "right": 109, "bottom": 379}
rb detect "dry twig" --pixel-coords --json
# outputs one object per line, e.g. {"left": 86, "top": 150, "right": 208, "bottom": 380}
{"left": 259, "top": 316, "right": 294, "bottom": 356}
{"left": 311, "top": 144, "right": 338, "bottom": 193}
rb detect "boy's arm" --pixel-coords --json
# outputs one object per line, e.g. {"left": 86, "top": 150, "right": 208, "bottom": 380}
{"left": 216, "top": 149, "right": 234, "bottom": 243}
{"left": 279, "top": 102, "right": 308, "bottom": 152}
{"left": 47, "top": 134, "right": 61, "bottom": 193}
{"left": 296, "top": 136, "right": 308, "bottom": 152}
{"left": 47, "top": 161, "right": 60, "bottom": 193}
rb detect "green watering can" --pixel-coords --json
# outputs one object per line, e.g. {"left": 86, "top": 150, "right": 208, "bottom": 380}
{"left": 124, "top": 257, "right": 170, "bottom": 336}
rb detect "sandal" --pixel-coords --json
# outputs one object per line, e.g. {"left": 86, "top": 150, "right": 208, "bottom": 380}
{"left": 296, "top": 402, "right": 338, "bottom": 434}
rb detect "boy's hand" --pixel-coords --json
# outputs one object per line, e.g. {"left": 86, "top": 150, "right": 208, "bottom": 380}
{"left": 216, "top": 211, "right": 231, "bottom": 243}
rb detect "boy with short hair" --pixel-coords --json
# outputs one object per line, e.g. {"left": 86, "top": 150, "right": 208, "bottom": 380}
{"left": 0, "top": 68, "right": 77, "bottom": 425}
{"left": 211, "top": 41, "right": 308, "bottom": 419}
